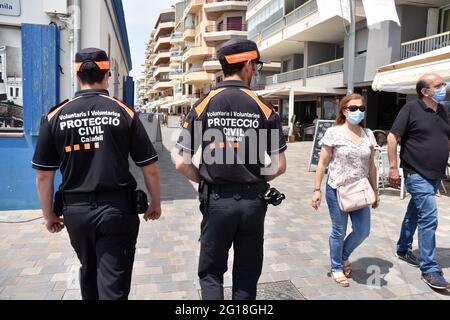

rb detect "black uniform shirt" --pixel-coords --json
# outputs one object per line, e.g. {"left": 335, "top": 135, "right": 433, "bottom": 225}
{"left": 176, "top": 80, "right": 287, "bottom": 184}
{"left": 32, "top": 89, "right": 158, "bottom": 193}
{"left": 390, "top": 99, "right": 450, "bottom": 180}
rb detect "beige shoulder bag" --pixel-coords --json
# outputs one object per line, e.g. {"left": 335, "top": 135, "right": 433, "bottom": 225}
{"left": 336, "top": 177, "right": 376, "bottom": 213}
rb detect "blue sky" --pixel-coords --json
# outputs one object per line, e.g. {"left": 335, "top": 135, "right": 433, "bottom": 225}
{"left": 123, "top": 0, "right": 176, "bottom": 80}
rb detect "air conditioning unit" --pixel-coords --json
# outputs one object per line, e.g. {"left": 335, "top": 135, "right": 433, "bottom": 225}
{"left": 44, "top": 0, "right": 68, "bottom": 15}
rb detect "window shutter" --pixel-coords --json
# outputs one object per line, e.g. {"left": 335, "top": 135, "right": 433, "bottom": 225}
{"left": 22, "top": 23, "right": 60, "bottom": 135}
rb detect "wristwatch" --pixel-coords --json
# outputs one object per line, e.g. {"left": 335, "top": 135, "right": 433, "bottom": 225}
{"left": 313, "top": 189, "right": 321, "bottom": 192}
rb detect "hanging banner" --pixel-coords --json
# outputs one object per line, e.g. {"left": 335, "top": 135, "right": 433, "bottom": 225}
{"left": 316, "top": 0, "right": 351, "bottom": 23}
{"left": 0, "top": 0, "right": 21, "bottom": 16}
{"left": 362, "top": 0, "right": 400, "bottom": 28}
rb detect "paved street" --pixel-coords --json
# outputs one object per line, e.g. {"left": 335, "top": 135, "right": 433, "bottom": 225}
{"left": 1, "top": 126, "right": 450, "bottom": 300}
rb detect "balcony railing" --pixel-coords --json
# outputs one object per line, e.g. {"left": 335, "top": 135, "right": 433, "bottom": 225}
{"left": 205, "top": 0, "right": 248, "bottom": 3}
{"left": 266, "top": 68, "right": 305, "bottom": 85}
{"left": 170, "top": 70, "right": 184, "bottom": 75}
{"left": 170, "top": 51, "right": 184, "bottom": 57}
{"left": 248, "top": 0, "right": 258, "bottom": 11}
{"left": 307, "top": 58, "right": 344, "bottom": 77}
{"left": 266, "top": 58, "right": 344, "bottom": 84}
{"left": 257, "top": 0, "right": 318, "bottom": 41}
{"left": 205, "top": 23, "right": 247, "bottom": 32}
{"left": 401, "top": 31, "right": 450, "bottom": 60}
{"left": 186, "top": 66, "right": 205, "bottom": 74}
{"left": 171, "top": 32, "right": 183, "bottom": 39}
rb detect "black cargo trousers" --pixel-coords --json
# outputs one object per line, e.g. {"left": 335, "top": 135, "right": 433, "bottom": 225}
{"left": 62, "top": 191, "right": 140, "bottom": 300}
{"left": 198, "top": 182, "right": 268, "bottom": 300}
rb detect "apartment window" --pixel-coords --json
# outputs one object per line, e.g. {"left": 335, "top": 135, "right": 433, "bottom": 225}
{"left": 441, "top": 6, "right": 450, "bottom": 32}
{"left": 248, "top": 0, "right": 283, "bottom": 38}
{"left": 16, "top": 88, "right": 19, "bottom": 98}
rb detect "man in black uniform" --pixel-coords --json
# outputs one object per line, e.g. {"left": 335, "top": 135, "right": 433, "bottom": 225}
{"left": 32, "top": 48, "right": 162, "bottom": 300}
{"left": 175, "top": 39, "right": 287, "bottom": 300}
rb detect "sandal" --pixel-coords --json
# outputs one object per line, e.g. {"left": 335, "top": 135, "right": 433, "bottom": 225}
{"left": 332, "top": 271, "right": 350, "bottom": 287}
{"left": 343, "top": 260, "right": 352, "bottom": 278}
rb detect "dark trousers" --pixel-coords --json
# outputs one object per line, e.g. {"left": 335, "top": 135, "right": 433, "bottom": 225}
{"left": 198, "top": 188, "right": 267, "bottom": 300}
{"left": 63, "top": 201, "right": 139, "bottom": 300}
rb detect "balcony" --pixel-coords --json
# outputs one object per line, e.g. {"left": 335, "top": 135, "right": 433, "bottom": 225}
{"left": 170, "top": 50, "right": 184, "bottom": 62}
{"left": 154, "top": 21, "right": 175, "bottom": 39}
{"left": 169, "top": 69, "right": 184, "bottom": 80}
{"left": 183, "top": 66, "right": 214, "bottom": 85}
{"left": 184, "top": 0, "right": 203, "bottom": 16}
{"left": 183, "top": 27, "right": 195, "bottom": 41}
{"left": 204, "top": 0, "right": 248, "bottom": 20}
{"left": 401, "top": 31, "right": 450, "bottom": 60}
{"left": 253, "top": 0, "right": 365, "bottom": 59}
{"left": 266, "top": 58, "right": 344, "bottom": 87}
{"left": 204, "top": 23, "right": 248, "bottom": 45}
{"left": 154, "top": 35, "right": 171, "bottom": 52}
{"left": 182, "top": 46, "right": 214, "bottom": 64}
{"left": 203, "top": 55, "right": 222, "bottom": 71}
{"left": 153, "top": 50, "right": 171, "bottom": 65}
{"left": 153, "top": 78, "right": 173, "bottom": 91}
{"left": 154, "top": 64, "right": 171, "bottom": 77}
{"left": 170, "top": 32, "right": 184, "bottom": 45}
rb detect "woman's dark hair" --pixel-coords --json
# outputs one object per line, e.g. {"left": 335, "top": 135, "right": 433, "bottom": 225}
{"left": 222, "top": 61, "right": 246, "bottom": 77}
{"left": 77, "top": 61, "right": 108, "bottom": 85}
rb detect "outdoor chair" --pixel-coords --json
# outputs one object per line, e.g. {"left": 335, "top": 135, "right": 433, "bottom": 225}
{"left": 375, "top": 148, "right": 406, "bottom": 200}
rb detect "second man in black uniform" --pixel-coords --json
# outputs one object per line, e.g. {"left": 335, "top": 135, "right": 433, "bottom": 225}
{"left": 175, "top": 39, "right": 287, "bottom": 300}
{"left": 32, "top": 48, "right": 162, "bottom": 300}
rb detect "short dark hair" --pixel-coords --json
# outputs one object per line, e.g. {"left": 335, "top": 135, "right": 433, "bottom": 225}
{"left": 77, "top": 62, "right": 108, "bottom": 85}
{"left": 222, "top": 62, "right": 246, "bottom": 77}
{"left": 416, "top": 79, "right": 430, "bottom": 99}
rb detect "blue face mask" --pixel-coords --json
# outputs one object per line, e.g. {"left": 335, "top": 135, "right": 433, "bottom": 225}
{"left": 347, "top": 110, "right": 365, "bottom": 125}
{"left": 431, "top": 86, "right": 447, "bottom": 103}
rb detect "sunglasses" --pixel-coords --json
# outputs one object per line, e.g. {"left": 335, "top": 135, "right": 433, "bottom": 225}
{"left": 253, "top": 62, "right": 263, "bottom": 72}
{"left": 345, "top": 105, "right": 366, "bottom": 112}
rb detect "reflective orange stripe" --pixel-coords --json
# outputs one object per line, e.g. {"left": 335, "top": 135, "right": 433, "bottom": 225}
{"left": 195, "top": 89, "right": 226, "bottom": 118}
{"left": 225, "top": 51, "right": 258, "bottom": 64}
{"left": 101, "top": 95, "right": 135, "bottom": 119}
{"left": 75, "top": 61, "right": 110, "bottom": 71}
{"left": 233, "top": 142, "right": 240, "bottom": 149}
{"left": 73, "top": 145, "right": 80, "bottom": 151}
{"left": 48, "top": 97, "right": 82, "bottom": 121}
{"left": 84, "top": 144, "right": 91, "bottom": 150}
{"left": 94, "top": 142, "right": 100, "bottom": 149}
{"left": 219, "top": 142, "right": 225, "bottom": 149}
{"left": 65, "top": 146, "right": 72, "bottom": 153}
{"left": 240, "top": 88, "right": 272, "bottom": 120}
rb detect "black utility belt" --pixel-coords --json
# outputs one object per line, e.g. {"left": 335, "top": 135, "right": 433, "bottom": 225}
{"left": 208, "top": 182, "right": 268, "bottom": 195}
{"left": 53, "top": 189, "right": 148, "bottom": 216}
{"left": 62, "top": 190, "right": 133, "bottom": 205}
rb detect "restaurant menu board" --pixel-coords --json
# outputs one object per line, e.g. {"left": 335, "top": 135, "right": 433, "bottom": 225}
{"left": 308, "top": 120, "right": 335, "bottom": 172}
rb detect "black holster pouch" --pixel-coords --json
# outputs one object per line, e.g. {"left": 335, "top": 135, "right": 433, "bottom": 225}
{"left": 198, "top": 180, "right": 209, "bottom": 203}
{"left": 53, "top": 191, "right": 63, "bottom": 217}
{"left": 135, "top": 189, "right": 149, "bottom": 214}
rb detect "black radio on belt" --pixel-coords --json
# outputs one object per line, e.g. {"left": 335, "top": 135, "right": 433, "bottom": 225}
{"left": 264, "top": 185, "right": 286, "bottom": 206}
{"left": 135, "top": 190, "right": 149, "bottom": 214}
{"left": 53, "top": 190, "right": 63, "bottom": 217}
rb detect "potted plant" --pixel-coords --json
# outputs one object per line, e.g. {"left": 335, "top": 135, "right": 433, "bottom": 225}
{"left": 288, "top": 114, "right": 296, "bottom": 142}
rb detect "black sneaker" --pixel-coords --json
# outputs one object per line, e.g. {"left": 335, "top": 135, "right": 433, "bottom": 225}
{"left": 422, "top": 271, "right": 450, "bottom": 290}
{"left": 396, "top": 251, "right": 420, "bottom": 267}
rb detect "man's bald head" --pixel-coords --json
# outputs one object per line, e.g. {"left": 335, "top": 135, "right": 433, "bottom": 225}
{"left": 416, "top": 73, "right": 445, "bottom": 99}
